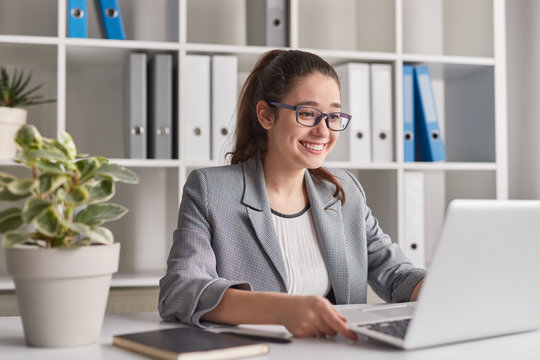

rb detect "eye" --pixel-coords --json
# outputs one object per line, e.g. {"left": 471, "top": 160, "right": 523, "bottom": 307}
{"left": 298, "top": 109, "right": 316, "bottom": 119}
{"left": 329, "top": 113, "right": 341, "bottom": 121}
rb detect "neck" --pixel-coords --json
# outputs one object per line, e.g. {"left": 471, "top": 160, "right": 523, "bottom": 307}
{"left": 262, "top": 152, "right": 308, "bottom": 214}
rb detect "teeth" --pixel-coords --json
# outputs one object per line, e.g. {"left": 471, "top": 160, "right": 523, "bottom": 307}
{"left": 302, "top": 142, "right": 324, "bottom": 151}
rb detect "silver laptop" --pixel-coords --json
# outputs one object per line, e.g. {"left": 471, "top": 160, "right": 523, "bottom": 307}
{"left": 342, "top": 199, "right": 540, "bottom": 349}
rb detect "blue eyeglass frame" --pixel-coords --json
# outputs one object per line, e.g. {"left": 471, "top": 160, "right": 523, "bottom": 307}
{"left": 269, "top": 102, "right": 352, "bottom": 131}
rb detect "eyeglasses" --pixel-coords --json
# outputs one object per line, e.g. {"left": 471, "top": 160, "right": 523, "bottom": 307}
{"left": 270, "top": 102, "right": 351, "bottom": 131}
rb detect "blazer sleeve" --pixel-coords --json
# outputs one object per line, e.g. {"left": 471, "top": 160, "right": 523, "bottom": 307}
{"left": 344, "top": 171, "right": 426, "bottom": 303}
{"left": 158, "top": 169, "right": 251, "bottom": 327}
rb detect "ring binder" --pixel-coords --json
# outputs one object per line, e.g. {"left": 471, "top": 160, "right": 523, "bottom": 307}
{"left": 68, "top": 0, "right": 88, "bottom": 38}
{"left": 96, "top": 0, "right": 126, "bottom": 40}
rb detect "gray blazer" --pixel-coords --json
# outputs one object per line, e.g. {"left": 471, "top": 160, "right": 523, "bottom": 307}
{"left": 159, "top": 156, "right": 425, "bottom": 326}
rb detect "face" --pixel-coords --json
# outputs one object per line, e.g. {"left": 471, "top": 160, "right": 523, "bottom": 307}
{"left": 258, "top": 72, "right": 341, "bottom": 171}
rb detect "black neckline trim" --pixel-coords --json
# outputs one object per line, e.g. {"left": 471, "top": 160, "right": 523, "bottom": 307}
{"left": 271, "top": 204, "right": 311, "bottom": 218}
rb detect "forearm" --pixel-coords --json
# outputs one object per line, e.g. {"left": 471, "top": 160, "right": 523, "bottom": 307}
{"left": 409, "top": 279, "right": 424, "bottom": 301}
{"left": 201, "top": 288, "right": 289, "bottom": 325}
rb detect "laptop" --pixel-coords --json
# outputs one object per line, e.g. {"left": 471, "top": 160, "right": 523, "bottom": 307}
{"left": 341, "top": 199, "right": 540, "bottom": 349}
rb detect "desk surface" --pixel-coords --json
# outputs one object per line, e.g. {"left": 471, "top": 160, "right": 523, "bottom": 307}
{"left": 1, "top": 309, "right": 539, "bottom": 360}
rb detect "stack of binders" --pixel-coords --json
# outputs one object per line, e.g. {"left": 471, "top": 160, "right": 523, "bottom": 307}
{"left": 125, "top": 53, "right": 176, "bottom": 160}
{"left": 68, "top": 0, "right": 126, "bottom": 39}
{"left": 246, "top": 0, "right": 289, "bottom": 47}
{"left": 182, "top": 55, "right": 238, "bottom": 162}
{"left": 402, "top": 65, "right": 446, "bottom": 162}
{"left": 328, "top": 61, "right": 393, "bottom": 164}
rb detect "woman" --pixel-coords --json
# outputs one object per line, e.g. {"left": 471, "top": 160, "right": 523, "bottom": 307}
{"left": 159, "top": 49, "right": 425, "bottom": 340}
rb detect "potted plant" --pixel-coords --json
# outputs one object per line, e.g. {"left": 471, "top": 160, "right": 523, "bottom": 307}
{"left": 0, "top": 125, "right": 139, "bottom": 347}
{"left": 0, "top": 66, "right": 55, "bottom": 159}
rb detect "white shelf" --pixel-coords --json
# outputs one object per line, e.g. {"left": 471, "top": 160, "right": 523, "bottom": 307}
{"left": 0, "top": 0, "right": 507, "bottom": 288}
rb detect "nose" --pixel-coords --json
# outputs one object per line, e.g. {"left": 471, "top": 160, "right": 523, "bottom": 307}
{"left": 311, "top": 115, "right": 330, "bottom": 137}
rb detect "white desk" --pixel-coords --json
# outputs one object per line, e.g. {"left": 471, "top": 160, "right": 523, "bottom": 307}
{"left": 1, "top": 310, "right": 539, "bottom": 360}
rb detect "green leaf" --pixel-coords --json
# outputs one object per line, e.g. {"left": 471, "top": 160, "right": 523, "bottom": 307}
{"left": 59, "top": 131, "right": 77, "bottom": 160}
{"left": 84, "top": 179, "right": 114, "bottom": 203}
{"left": 35, "top": 159, "right": 66, "bottom": 175}
{"left": 74, "top": 203, "right": 128, "bottom": 226}
{"left": 34, "top": 207, "right": 61, "bottom": 237}
{"left": 0, "top": 188, "right": 30, "bottom": 202}
{"left": 95, "top": 163, "right": 139, "bottom": 184}
{"left": 64, "top": 186, "right": 90, "bottom": 204}
{"left": 2, "top": 232, "right": 31, "bottom": 247}
{"left": 22, "top": 198, "right": 53, "bottom": 223}
{"left": 71, "top": 238, "right": 91, "bottom": 247}
{"left": 62, "top": 220, "right": 90, "bottom": 235}
{"left": 38, "top": 174, "right": 66, "bottom": 195}
{"left": 15, "top": 125, "right": 42, "bottom": 150}
{"left": 76, "top": 158, "right": 100, "bottom": 181}
{"left": 30, "top": 149, "right": 68, "bottom": 163}
{"left": 85, "top": 226, "right": 114, "bottom": 245}
{"left": 0, "top": 208, "right": 23, "bottom": 234}
{"left": 6, "top": 178, "right": 36, "bottom": 195}
{"left": 0, "top": 172, "right": 16, "bottom": 186}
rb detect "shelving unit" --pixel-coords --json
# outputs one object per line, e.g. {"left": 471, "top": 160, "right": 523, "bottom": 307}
{"left": 0, "top": 0, "right": 507, "bottom": 291}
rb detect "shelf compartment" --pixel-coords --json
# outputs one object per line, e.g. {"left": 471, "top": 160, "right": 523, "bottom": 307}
{"left": 0, "top": 42, "right": 58, "bottom": 140}
{"left": 187, "top": 0, "right": 246, "bottom": 45}
{"left": 403, "top": 0, "right": 493, "bottom": 57}
{"left": 0, "top": 0, "right": 57, "bottom": 37}
{"left": 80, "top": 0, "right": 179, "bottom": 42}
{"left": 347, "top": 169, "right": 398, "bottom": 243}
{"left": 298, "top": 0, "right": 395, "bottom": 52}
{"left": 108, "top": 167, "right": 179, "bottom": 277}
{"left": 407, "top": 63, "right": 495, "bottom": 163}
{"left": 66, "top": 46, "right": 178, "bottom": 159}
{"left": 413, "top": 170, "right": 496, "bottom": 266}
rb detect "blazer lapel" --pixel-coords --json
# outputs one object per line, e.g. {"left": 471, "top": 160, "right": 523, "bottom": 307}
{"left": 242, "top": 157, "right": 288, "bottom": 290}
{"left": 305, "top": 170, "right": 350, "bottom": 304}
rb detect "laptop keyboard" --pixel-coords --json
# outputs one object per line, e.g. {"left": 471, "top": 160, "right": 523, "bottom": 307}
{"left": 361, "top": 319, "right": 411, "bottom": 340}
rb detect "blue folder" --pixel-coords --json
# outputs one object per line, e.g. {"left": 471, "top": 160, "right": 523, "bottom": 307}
{"left": 413, "top": 65, "right": 446, "bottom": 162}
{"left": 403, "top": 65, "right": 415, "bottom": 162}
{"left": 96, "top": 0, "right": 126, "bottom": 40}
{"left": 68, "top": 0, "right": 88, "bottom": 38}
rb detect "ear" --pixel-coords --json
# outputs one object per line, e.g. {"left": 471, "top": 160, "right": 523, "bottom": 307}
{"left": 256, "top": 100, "right": 275, "bottom": 130}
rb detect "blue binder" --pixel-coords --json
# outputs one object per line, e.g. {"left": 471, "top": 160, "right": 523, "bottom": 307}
{"left": 403, "top": 65, "right": 415, "bottom": 162}
{"left": 96, "top": 0, "right": 126, "bottom": 40}
{"left": 68, "top": 0, "right": 88, "bottom": 38}
{"left": 413, "top": 65, "right": 446, "bottom": 162}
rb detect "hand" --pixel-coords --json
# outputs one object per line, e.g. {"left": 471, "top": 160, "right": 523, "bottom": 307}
{"left": 277, "top": 295, "right": 358, "bottom": 341}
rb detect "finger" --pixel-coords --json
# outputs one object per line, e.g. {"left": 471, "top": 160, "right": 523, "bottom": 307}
{"left": 323, "top": 310, "right": 358, "bottom": 341}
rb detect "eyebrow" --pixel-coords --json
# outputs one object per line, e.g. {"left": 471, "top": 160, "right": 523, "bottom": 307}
{"left": 297, "top": 100, "right": 341, "bottom": 109}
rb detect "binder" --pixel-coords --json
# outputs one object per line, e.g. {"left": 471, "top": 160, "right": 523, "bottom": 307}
{"left": 370, "top": 64, "right": 394, "bottom": 162}
{"left": 68, "top": 0, "right": 88, "bottom": 38}
{"left": 413, "top": 66, "right": 446, "bottom": 162}
{"left": 96, "top": 0, "right": 126, "bottom": 40}
{"left": 184, "top": 55, "right": 211, "bottom": 161}
{"left": 246, "top": 0, "right": 288, "bottom": 46}
{"left": 333, "top": 63, "right": 371, "bottom": 163}
{"left": 211, "top": 55, "right": 238, "bottom": 163}
{"left": 403, "top": 65, "right": 415, "bottom": 162}
{"left": 148, "top": 54, "right": 173, "bottom": 159}
{"left": 403, "top": 171, "right": 425, "bottom": 268}
{"left": 125, "top": 53, "right": 147, "bottom": 159}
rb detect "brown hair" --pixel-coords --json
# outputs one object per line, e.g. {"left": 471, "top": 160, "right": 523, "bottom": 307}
{"left": 229, "top": 49, "right": 346, "bottom": 204}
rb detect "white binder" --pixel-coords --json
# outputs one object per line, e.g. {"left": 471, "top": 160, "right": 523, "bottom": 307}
{"left": 370, "top": 64, "right": 394, "bottom": 162}
{"left": 211, "top": 55, "right": 237, "bottom": 163}
{"left": 403, "top": 171, "right": 425, "bottom": 268}
{"left": 334, "top": 62, "right": 371, "bottom": 163}
{"left": 184, "top": 55, "right": 211, "bottom": 161}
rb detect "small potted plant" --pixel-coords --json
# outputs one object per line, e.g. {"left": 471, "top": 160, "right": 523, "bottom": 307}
{"left": 0, "top": 66, "right": 55, "bottom": 159}
{"left": 0, "top": 125, "right": 139, "bottom": 347}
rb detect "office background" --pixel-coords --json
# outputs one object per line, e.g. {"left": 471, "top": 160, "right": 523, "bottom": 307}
{"left": 0, "top": 0, "right": 535, "bottom": 315}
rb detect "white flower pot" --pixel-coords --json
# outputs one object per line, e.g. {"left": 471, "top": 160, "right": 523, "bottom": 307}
{"left": 0, "top": 106, "right": 27, "bottom": 159}
{"left": 5, "top": 243, "right": 120, "bottom": 347}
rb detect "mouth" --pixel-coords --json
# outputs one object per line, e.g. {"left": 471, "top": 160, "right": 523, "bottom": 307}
{"left": 300, "top": 141, "right": 326, "bottom": 153}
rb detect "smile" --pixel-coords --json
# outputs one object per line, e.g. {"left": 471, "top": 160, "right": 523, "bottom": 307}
{"left": 301, "top": 141, "right": 325, "bottom": 151}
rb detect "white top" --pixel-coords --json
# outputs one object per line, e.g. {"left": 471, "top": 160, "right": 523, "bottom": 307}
{"left": 271, "top": 206, "right": 331, "bottom": 296}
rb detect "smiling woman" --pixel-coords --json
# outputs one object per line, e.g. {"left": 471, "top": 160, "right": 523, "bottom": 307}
{"left": 158, "top": 49, "right": 425, "bottom": 340}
